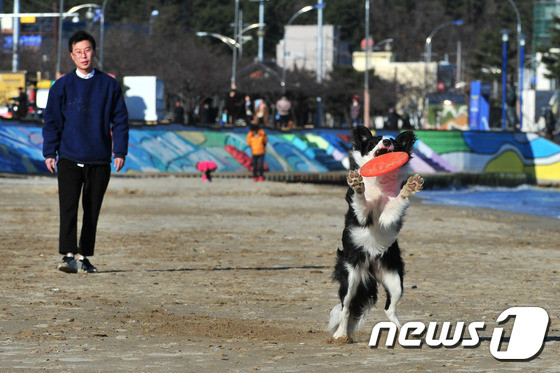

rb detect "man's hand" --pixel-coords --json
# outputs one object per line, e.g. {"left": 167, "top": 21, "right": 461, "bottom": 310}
{"left": 45, "top": 158, "right": 56, "bottom": 173}
{"left": 114, "top": 157, "right": 125, "bottom": 172}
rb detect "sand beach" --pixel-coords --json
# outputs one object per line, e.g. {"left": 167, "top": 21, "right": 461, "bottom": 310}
{"left": 0, "top": 174, "right": 558, "bottom": 371}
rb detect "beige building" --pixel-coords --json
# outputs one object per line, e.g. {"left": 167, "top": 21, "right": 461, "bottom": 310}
{"left": 353, "top": 50, "right": 439, "bottom": 111}
{"left": 353, "top": 51, "right": 437, "bottom": 91}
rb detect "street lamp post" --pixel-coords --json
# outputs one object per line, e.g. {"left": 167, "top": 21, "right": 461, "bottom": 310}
{"left": 373, "top": 38, "right": 393, "bottom": 51}
{"left": 99, "top": 0, "right": 108, "bottom": 71}
{"left": 364, "top": 0, "right": 370, "bottom": 127}
{"left": 316, "top": 0, "right": 324, "bottom": 128}
{"left": 249, "top": 0, "right": 270, "bottom": 62}
{"left": 501, "top": 30, "right": 509, "bottom": 131}
{"left": 506, "top": 0, "right": 522, "bottom": 130}
{"left": 12, "top": 0, "right": 20, "bottom": 72}
{"left": 196, "top": 22, "right": 263, "bottom": 87}
{"left": 57, "top": 0, "right": 64, "bottom": 76}
{"left": 424, "top": 19, "right": 464, "bottom": 90}
{"left": 424, "top": 19, "right": 463, "bottom": 127}
{"left": 196, "top": 32, "right": 240, "bottom": 85}
{"left": 519, "top": 34, "right": 525, "bottom": 130}
{"left": 238, "top": 22, "right": 266, "bottom": 59}
{"left": 232, "top": 0, "right": 239, "bottom": 86}
{"left": 149, "top": 9, "right": 159, "bottom": 36}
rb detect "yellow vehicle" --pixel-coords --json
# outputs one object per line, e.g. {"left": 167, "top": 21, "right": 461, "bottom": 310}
{"left": 0, "top": 71, "right": 26, "bottom": 106}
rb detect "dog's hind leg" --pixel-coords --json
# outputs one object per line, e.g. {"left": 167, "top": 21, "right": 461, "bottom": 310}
{"left": 333, "top": 265, "right": 361, "bottom": 339}
{"left": 379, "top": 269, "right": 403, "bottom": 327}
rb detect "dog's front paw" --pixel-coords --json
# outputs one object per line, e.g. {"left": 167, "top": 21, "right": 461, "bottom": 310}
{"left": 347, "top": 170, "right": 364, "bottom": 194}
{"left": 400, "top": 174, "right": 424, "bottom": 198}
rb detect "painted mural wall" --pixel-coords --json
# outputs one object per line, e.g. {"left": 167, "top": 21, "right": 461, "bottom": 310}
{"left": 417, "top": 131, "right": 560, "bottom": 183}
{"left": 1, "top": 123, "right": 559, "bottom": 183}
{"left": 425, "top": 104, "right": 470, "bottom": 131}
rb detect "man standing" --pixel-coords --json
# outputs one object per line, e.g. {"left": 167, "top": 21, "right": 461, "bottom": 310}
{"left": 350, "top": 95, "right": 361, "bottom": 127}
{"left": 173, "top": 101, "right": 185, "bottom": 124}
{"left": 246, "top": 123, "right": 267, "bottom": 182}
{"left": 42, "top": 30, "right": 129, "bottom": 273}
{"left": 14, "top": 87, "right": 28, "bottom": 119}
{"left": 385, "top": 107, "right": 401, "bottom": 130}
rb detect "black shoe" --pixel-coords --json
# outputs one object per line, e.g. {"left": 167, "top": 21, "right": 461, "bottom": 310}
{"left": 78, "top": 257, "right": 98, "bottom": 273}
{"left": 58, "top": 256, "right": 78, "bottom": 273}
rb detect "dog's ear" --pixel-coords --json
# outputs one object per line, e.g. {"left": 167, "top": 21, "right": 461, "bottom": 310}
{"left": 395, "top": 131, "right": 417, "bottom": 154}
{"left": 352, "top": 125, "right": 373, "bottom": 150}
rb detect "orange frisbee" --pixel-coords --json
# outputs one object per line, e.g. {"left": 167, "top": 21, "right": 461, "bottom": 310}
{"left": 360, "top": 152, "right": 409, "bottom": 177}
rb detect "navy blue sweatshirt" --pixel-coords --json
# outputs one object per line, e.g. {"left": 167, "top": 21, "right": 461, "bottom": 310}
{"left": 42, "top": 69, "right": 129, "bottom": 164}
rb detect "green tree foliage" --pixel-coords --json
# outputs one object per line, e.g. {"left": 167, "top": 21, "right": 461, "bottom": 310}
{"left": 540, "top": 15, "right": 560, "bottom": 82}
{"left": 0, "top": 0, "right": 538, "bottom": 124}
{"left": 466, "top": 0, "right": 531, "bottom": 85}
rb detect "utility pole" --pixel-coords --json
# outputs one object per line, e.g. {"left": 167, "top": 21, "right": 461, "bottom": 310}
{"left": 250, "top": 0, "right": 269, "bottom": 62}
{"left": 99, "top": 0, "right": 108, "bottom": 71}
{"left": 456, "top": 40, "right": 461, "bottom": 86}
{"left": 316, "top": 0, "right": 323, "bottom": 127}
{"left": 12, "top": 0, "right": 20, "bottom": 72}
{"left": 238, "top": 9, "right": 243, "bottom": 59}
{"left": 364, "top": 0, "right": 370, "bottom": 128}
{"left": 232, "top": 0, "right": 239, "bottom": 87}
{"left": 56, "top": 0, "right": 64, "bottom": 77}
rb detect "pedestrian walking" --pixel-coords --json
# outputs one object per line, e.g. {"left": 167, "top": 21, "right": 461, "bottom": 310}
{"left": 42, "top": 30, "right": 129, "bottom": 273}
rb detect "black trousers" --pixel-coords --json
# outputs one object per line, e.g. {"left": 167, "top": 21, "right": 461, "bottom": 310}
{"left": 252, "top": 154, "right": 265, "bottom": 178}
{"left": 57, "top": 158, "right": 111, "bottom": 257}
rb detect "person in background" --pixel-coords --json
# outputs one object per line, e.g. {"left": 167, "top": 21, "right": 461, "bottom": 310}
{"left": 253, "top": 98, "right": 269, "bottom": 127}
{"left": 276, "top": 95, "right": 291, "bottom": 130}
{"left": 246, "top": 123, "right": 267, "bottom": 182}
{"left": 544, "top": 105, "right": 557, "bottom": 140}
{"left": 350, "top": 95, "right": 361, "bottom": 127}
{"left": 42, "top": 30, "right": 129, "bottom": 274}
{"left": 173, "top": 101, "right": 185, "bottom": 124}
{"left": 244, "top": 95, "right": 254, "bottom": 124}
{"left": 13, "top": 87, "right": 28, "bottom": 119}
{"left": 226, "top": 88, "right": 243, "bottom": 125}
{"left": 384, "top": 107, "right": 401, "bottom": 130}
{"left": 200, "top": 100, "right": 210, "bottom": 125}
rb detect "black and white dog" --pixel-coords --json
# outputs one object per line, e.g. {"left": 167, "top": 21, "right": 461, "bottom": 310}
{"left": 329, "top": 125, "right": 423, "bottom": 341}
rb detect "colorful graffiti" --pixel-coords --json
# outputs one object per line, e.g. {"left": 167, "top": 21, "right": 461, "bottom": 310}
{"left": 1, "top": 122, "right": 559, "bottom": 183}
{"left": 0, "top": 125, "right": 351, "bottom": 174}
{"left": 417, "top": 131, "right": 560, "bottom": 183}
{"left": 426, "top": 104, "right": 470, "bottom": 131}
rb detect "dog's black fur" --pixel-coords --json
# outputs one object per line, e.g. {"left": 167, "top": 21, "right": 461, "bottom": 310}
{"left": 329, "top": 126, "right": 423, "bottom": 340}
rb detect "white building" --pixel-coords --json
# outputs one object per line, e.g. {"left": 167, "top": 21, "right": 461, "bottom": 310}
{"left": 276, "top": 25, "right": 336, "bottom": 76}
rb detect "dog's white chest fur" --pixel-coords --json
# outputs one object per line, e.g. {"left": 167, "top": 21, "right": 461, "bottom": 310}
{"left": 349, "top": 171, "right": 408, "bottom": 258}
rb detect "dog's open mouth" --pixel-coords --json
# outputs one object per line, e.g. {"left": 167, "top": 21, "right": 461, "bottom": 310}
{"left": 374, "top": 148, "right": 391, "bottom": 157}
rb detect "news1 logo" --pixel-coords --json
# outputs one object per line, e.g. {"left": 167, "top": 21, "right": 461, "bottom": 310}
{"left": 369, "top": 307, "right": 549, "bottom": 360}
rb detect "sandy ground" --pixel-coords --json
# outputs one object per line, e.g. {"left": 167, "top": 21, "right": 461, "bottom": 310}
{"left": 0, "top": 174, "right": 558, "bottom": 372}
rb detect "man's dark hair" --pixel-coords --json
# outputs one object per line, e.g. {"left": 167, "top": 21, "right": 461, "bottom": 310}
{"left": 68, "top": 30, "right": 96, "bottom": 52}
